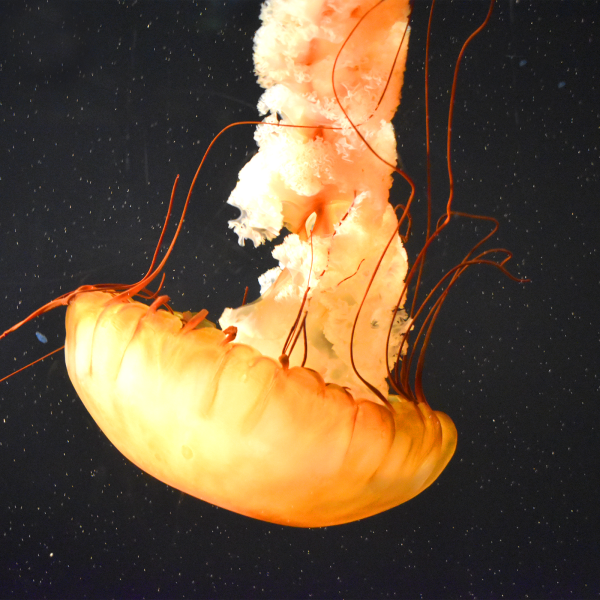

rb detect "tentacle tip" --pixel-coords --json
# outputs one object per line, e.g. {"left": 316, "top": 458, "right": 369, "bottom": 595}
{"left": 221, "top": 326, "right": 238, "bottom": 345}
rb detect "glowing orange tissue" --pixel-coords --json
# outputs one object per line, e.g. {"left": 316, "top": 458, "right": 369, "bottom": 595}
{"left": 2, "top": 0, "right": 521, "bottom": 527}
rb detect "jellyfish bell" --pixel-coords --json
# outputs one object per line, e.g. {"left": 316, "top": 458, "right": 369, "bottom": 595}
{"left": 1, "top": 0, "right": 522, "bottom": 527}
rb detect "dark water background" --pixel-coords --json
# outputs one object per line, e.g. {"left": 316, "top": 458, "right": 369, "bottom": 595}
{"left": 1, "top": 1, "right": 598, "bottom": 598}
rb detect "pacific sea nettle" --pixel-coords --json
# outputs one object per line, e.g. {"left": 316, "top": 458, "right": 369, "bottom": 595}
{"left": 4, "top": 0, "right": 468, "bottom": 527}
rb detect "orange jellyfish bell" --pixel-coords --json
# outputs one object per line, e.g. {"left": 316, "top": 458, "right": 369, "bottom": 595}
{"left": 1, "top": 0, "right": 519, "bottom": 527}
{"left": 64, "top": 290, "right": 456, "bottom": 527}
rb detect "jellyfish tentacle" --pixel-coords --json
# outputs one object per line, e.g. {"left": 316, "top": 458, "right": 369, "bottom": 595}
{"left": 0, "top": 345, "right": 65, "bottom": 384}
{"left": 388, "top": 0, "right": 531, "bottom": 404}
{"left": 179, "top": 309, "right": 210, "bottom": 335}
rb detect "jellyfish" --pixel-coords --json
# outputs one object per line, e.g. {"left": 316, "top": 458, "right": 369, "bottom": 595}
{"left": 1, "top": 0, "right": 520, "bottom": 527}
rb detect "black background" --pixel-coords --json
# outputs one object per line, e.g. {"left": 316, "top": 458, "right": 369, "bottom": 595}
{"left": 0, "top": 1, "right": 598, "bottom": 598}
